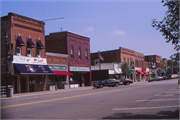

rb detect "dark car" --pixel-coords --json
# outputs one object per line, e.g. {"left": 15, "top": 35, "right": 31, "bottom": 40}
{"left": 148, "top": 76, "right": 163, "bottom": 82}
{"left": 162, "top": 76, "right": 169, "bottom": 80}
{"left": 117, "top": 78, "right": 133, "bottom": 85}
{"left": 93, "top": 79, "right": 119, "bottom": 88}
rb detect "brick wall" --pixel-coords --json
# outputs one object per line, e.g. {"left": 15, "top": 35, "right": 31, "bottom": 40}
{"left": 91, "top": 49, "right": 119, "bottom": 65}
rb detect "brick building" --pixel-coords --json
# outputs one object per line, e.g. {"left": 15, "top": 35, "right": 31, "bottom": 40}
{"left": 91, "top": 47, "right": 148, "bottom": 81}
{"left": 144, "top": 55, "right": 166, "bottom": 77}
{"left": 1, "top": 12, "right": 54, "bottom": 93}
{"left": 45, "top": 31, "right": 91, "bottom": 87}
{"left": 45, "top": 52, "right": 72, "bottom": 89}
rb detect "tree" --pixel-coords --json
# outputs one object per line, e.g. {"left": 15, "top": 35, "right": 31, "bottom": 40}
{"left": 121, "top": 62, "right": 131, "bottom": 78}
{"left": 152, "top": 0, "right": 179, "bottom": 50}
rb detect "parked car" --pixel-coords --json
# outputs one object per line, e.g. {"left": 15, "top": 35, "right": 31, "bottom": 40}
{"left": 93, "top": 79, "right": 119, "bottom": 88}
{"left": 148, "top": 76, "right": 163, "bottom": 82}
{"left": 162, "top": 76, "right": 169, "bottom": 80}
{"left": 117, "top": 78, "right": 133, "bottom": 85}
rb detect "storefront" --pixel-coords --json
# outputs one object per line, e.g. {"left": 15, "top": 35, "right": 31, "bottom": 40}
{"left": 48, "top": 64, "right": 72, "bottom": 89}
{"left": 11, "top": 55, "right": 53, "bottom": 93}
{"left": 69, "top": 66, "right": 91, "bottom": 88}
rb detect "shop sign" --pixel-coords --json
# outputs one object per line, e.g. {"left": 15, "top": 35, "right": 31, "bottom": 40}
{"left": 70, "top": 66, "right": 90, "bottom": 72}
{"left": 13, "top": 55, "right": 47, "bottom": 65}
{"left": 48, "top": 65, "right": 67, "bottom": 71}
{"left": 114, "top": 64, "right": 122, "bottom": 74}
{"left": 109, "top": 70, "right": 115, "bottom": 74}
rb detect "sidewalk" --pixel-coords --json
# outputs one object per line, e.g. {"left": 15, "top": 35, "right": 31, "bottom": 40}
{"left": 1, "top": 81, "right": 147, "bottom": 99}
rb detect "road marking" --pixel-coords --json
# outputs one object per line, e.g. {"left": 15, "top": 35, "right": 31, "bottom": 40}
{"left": 1, "top": 85, "right": 145, "bottom": 109}
{"left": 155, "top": 94, "right": 174, "bottom": 96}
{"left": 113, "top": 105, "right": 180, "bottom": 111}
{"left": 136, "top": 99, "right": 179, "bottom": 102}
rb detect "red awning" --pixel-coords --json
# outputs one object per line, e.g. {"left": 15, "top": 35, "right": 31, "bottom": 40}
{"left": 142, "top": 71, "right": 149, "bottom": 74}
{"left": 53, "top": 71, "right": 73, "bottom": 75}
{"left": 136, "top": 70, "right": 144, "bottom": 74}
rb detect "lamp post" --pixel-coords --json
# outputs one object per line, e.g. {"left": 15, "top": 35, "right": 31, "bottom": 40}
{"left": 5, "top": 33, "right": 9, "bottom": 97}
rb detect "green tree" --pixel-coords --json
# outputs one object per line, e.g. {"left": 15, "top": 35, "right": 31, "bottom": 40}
{"left": 152, "top": 0, "right": 179, "bottom": 50}
{"left": 121, "top": 62, "right": 131, "bottom": 78}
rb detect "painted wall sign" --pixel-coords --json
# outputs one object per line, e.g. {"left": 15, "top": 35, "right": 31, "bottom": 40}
{"left": 48, "top": 65, "right": 68, "bottom": 71}
{"left": 70, "top": 66, "right": 90, "bottom": 72}
{"left": 13, "top": 55, "right": 47, "bottom": 65}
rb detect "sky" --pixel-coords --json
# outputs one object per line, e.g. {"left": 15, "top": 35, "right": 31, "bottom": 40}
{"left": 0, "top": 0, "right": 177, "bottom": 59}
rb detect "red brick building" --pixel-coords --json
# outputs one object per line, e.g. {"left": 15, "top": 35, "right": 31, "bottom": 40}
{"left": 91, "top": 47, "right": 147, "bottom": 81}
{"left": 1, "top": 12, "right": 54, "bottom": 93}
{"left": 144, "top": 55, "right": 166, "bottom": 77}
{"left": 45, "top": 31, "right": 91, "bottom": 87}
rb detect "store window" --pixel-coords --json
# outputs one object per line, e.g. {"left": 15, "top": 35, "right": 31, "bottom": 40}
{"left": 27, "top": 48, "right": 31, "bottom": 57}
{"left": 71, "top": 46, "right": 74, "bottom": 59}
{"left": 16, "top": 47, "right": 21, "bottom": 55}
{"left": 85, "top": 49, "right": 88, "bottom": 61}
{"left": 78, "top": 48, "right": 81, "bottom": 60}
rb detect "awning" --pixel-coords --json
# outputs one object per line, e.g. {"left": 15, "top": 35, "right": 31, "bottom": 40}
{"left": 142, "top": 71, "right": 149, "bottom": 74}
{"left": 53, "top": 71, "right": 72, "bottom": 75}
{"left": 129, "top": 69, "right": 137, "bottom": 74}
{"left": 37, "top": 40, "right": 45, "bottom": 49}
{"left": 27, "top": 38, "right": 36, "bottom": 48}
{"left": 16, "top": 36, "right": 26, "bottom": 46}
{"left": 162, "top": 70, "right": 166, "bottom": 74}
{"left": 14, "top": 63, "right": 54, "bottom": 75}
{"left": 136, "top": 70, "right": 144, "bottom": 74}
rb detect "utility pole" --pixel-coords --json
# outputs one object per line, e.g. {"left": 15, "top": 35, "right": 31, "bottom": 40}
{"left": 170, "top": 55, "right": 173, "bottom": 74}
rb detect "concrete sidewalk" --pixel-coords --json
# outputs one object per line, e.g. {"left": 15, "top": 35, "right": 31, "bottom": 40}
{"left": 1, "top": 81, "right": 147, "bottom": 99}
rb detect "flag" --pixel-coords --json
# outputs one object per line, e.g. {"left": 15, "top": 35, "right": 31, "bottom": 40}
{"left": 99, "top": 54, "right": 104, "bottom": 61}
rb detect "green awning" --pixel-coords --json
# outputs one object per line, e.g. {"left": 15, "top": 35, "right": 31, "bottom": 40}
{"left": 130, "top": 69, "right": 137, "bottom": 74}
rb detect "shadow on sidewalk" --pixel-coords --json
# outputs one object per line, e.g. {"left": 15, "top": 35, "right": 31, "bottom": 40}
{"left": 102, "top": 109, "right": 179, "bottom": 119}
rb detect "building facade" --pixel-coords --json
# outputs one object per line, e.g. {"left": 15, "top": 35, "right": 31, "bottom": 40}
{"left": 144, "top": 55, "right": 165, "bottom": 77}
{"left": 45, "top": 31, "right": 91, "bottom": 87}
{"left": 1, "top": 12, "right": 54, "bottom": 93}
{"left": 91, "top": 47, "right": 148, "bottom": 81}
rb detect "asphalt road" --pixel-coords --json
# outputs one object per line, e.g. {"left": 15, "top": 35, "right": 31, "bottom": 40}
{"left": 1, "top": 79, "right": 179, "bottom": 119}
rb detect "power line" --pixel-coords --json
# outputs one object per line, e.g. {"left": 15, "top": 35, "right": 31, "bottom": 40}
{"left": 41, "top": 17, "right": 64, "bottom": 21}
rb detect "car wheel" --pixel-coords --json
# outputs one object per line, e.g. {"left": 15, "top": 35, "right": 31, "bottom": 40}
{"left": 126, "top": 82, "right": 130, "bottom": 85}
{"left": 115, "top": 83, "right": 119, "bottom": 87}
{"left": 100, "top": 85, "right": 103, "bottom": 88}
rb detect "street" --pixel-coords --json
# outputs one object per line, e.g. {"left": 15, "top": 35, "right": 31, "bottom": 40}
{"left": 1, "top": 79, "right": 179, "bottom": 119}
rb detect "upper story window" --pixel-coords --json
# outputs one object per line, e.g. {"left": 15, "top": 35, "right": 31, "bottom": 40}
{"left": 16, "top": 47, "right": 21, "bottom": 55}
{"left": 85, "top": 49, "right": 88, "bottom": 61}
{"left": 123, "top": 57, "right": 126, "bottom": 63}
{"left": 71, "top": 46, "right": 74, "bottom": 59}
{"left": 78, "top": 48, "right": 81, "bottom": 60}
{"left": 127, "top": 58, "right": 129, "bottom": 64}
{"left": 37, "top": 49, "right": 41, "bottom": 57}
{"left": 27, "top": 48, "right": 31, "bottom": 57}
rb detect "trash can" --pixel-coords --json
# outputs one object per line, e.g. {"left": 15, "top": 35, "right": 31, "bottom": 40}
{"left": 8, "top": 86, "right": 13, "bottom": 97}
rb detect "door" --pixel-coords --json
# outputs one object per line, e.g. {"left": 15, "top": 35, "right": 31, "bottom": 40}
{"left": 21, "top": 76, "right": 26, "bottom": 93}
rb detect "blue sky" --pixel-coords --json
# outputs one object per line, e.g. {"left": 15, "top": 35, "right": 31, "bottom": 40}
{"left": 1, "top": 0, "right": 177, "bottom": 59}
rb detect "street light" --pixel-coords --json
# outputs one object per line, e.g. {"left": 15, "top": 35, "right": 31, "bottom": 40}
{"left": 4, "top": 33, "right": 9, "bottom": 97}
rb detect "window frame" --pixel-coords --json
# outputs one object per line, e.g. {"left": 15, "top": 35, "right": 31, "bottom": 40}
{"left": 27, "top": 48, "right": 31, "bottom": 57}
{"left": 16, "top": 46, "right": 21, "bottom": 56}
{"left": 37, "top": 49, "right": 41, "bottom": 57}
{"left": 85, "top": 49, "right": 88, "bottom": 61}
{"left": 78, "top": 47, "right": 81, "bottom": 60}
{"left": 71, "top": 46, "right": 74, "bottom": 59}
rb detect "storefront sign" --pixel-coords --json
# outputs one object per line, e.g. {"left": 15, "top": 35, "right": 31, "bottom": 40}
{"left": 48, "top": 65, "right": 67, "bottom": 71}
{"left": 13, "top": 55, "right": 47, "bottom": 65}
{"left": 109, "top": 70, "right": 115, "bottom": 74}
{"left": 70, "top": 66, "right": 90, "bottom": 72}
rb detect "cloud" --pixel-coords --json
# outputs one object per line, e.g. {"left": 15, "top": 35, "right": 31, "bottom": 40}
{"left": 114, "top": 30, "right": 125, "bottom": 35}
{"left": 86, "top": 27, "right": 94, "bottom": 32}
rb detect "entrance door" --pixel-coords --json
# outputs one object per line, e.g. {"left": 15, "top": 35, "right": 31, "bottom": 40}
{"left": 21, "top": 76, "right": 26, "bottom": 93}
